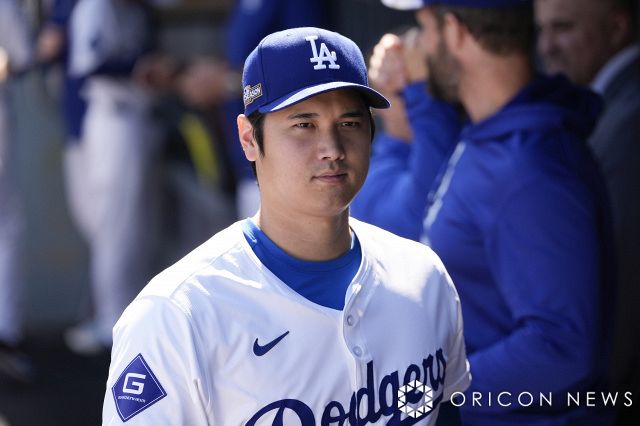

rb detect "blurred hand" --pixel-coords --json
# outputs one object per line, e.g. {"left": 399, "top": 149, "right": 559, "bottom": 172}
{"left": 369, "top": 33, "right": 407, "bottom": 96}
{"left": 177, "top": 57, "right": 230, "bottom": 108}
{"left": 0, "top": 48, "right": 8, "bottom": 82}
{"left": 369, "top": 32, "right": 428, "bottom": 143}
{"left": 402, "top": 27, "right": 428, "bottom": 83}
{"left": 36, "top": 25, "right": 65, "bottom": 63}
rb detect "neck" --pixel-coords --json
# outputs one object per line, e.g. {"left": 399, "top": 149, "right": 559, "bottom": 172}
{"left": 460, "top": 54, "right": 533, "bottom": 123}
{"left": 254, "top": 206, "right": 352, "bottom": 261}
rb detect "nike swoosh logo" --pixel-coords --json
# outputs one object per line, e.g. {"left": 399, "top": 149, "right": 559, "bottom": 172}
{"left": 253, "top": 331, "right": 290, "bottom": 356}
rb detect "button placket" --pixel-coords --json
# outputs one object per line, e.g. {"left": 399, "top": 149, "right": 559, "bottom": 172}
{"left": 346, "top": 314, "right": 355, "bottom": 326}
{"left": 352, "top": 346, "right": 363, "bottom": 357}
{"left": 343, "top": 282, "right": 369, "bottom": 360}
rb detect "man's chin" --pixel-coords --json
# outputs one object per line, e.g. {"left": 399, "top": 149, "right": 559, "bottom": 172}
{"left": 542, "top": 61, "right": 567, "bottom": 76}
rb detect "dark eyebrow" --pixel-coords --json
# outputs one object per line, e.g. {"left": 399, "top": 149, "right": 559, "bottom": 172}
{"left": 341, "top": 110, "right": 366, "bottom": 118}
{"left": 287, "top": 112, "right": 319, "bottom": 120}
{"left": 287, "top": 110, "right": 366, "bottom": 120}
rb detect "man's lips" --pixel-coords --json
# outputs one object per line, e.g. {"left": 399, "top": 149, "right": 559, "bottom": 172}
{"left": 314, "top": 171, "right": 348, "bottom": 182}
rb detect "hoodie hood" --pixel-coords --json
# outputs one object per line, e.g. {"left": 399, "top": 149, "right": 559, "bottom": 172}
{"left": 461, "top": 74, "right": 603, "bottom": 142}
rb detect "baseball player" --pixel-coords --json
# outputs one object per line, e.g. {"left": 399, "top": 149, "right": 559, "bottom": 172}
{"left": 102, "top": 27, "right": 470, "bottom": 424}
{"left": 64, "top": 0, "right": 161, "bottom": 354}
{"left": 0, "top": 0, "right": 34, "bottom": 383}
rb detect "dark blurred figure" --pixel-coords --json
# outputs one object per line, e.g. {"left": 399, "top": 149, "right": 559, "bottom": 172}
{"left": 537, "top": 1, "right": 640, "bottom": 424}
{"left": 36, "top": 0, "right": 87, "bottom": 149}
{"left": 0, "top": 0, "right": 36, "bottom": 386}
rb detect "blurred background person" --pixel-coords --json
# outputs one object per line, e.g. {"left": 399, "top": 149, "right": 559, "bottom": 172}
{"left": 36, "top": 0, "right": 87, "bottom": 165}
{"left": 0, "top": 0, "right": 35, "bottom": 385}
{"left": 536, "top": 1, "right": 640, "bottom": 424}
{"left": 36, "top": 0, "right": 89, "bottom": 258}
{"left": 62, "top": 0, "right": 163, "bottom": 355}
{"left": 355, "top": 0, "right": 614, "bottom": 424}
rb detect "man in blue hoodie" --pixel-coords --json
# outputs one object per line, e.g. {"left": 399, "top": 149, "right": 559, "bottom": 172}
{"left": 353, "top": 0, "right": 614, "bottom": 424}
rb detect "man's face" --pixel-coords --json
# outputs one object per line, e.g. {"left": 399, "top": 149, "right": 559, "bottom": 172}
{"left": 535, "top": 0, "right": 615, "bottom": 85}
{"left": 254, "top": 89, "right": 371, "bottom": 219}
{"left": 416, "top": 7, "right": 462, "bottom": 103}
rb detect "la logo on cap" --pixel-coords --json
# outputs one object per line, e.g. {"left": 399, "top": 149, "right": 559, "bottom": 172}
{"left": 305, "top": 35, "right": 340, "bottom": 70}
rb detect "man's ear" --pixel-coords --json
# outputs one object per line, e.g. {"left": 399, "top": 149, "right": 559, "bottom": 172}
{"left": 442, "top": 12, "right": 466, "bottom": 53}
{"left": 607, "top": 10, "right": 633, "bottom": 51}
{"left": 237, "top": 114, "right": 258, "bottom": 161}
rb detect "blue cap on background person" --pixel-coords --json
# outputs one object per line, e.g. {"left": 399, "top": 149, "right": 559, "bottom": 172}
{"left": 242, "top": 27, "right": 390, "bottom": 116}
{"left": 381, "top": 0, "right": 531, "bottom": 10}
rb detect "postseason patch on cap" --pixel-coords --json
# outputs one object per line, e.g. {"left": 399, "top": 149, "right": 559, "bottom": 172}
{"left": 112, "top": 354, "right": 167, "bottom": 422}
{"left": 243, "top": 83, "right": 263, "bottom": 107}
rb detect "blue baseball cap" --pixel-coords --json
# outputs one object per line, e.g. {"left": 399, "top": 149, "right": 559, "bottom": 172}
{"left": 242, "top": 27, "right": 390, "bottom": 116}
{"left": 381, "top": 0, "right": 531, "bottom": 10}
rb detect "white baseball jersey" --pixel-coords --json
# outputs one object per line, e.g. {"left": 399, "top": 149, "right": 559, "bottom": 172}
{"left": 69, "top": 0, "right": 149, "bottom": 77}
{"left": 102, "top": 218, "right": 470, "bottom": 424}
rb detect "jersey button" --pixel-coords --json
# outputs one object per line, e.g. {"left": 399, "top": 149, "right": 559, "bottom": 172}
{"left": 346, "top": 315, "right": 355, "bottom": 326}
{"left": 353, "top": 346, "right": 363, "bottom": 357}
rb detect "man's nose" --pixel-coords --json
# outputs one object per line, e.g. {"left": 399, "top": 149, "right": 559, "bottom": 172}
{"left": 318, "top": 129, "right": 346, "bottom": 161}
{"left": 537, "top": 29, "right": 557, "bottom": 62}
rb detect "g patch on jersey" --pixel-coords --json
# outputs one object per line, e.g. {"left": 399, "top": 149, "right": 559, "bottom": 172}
{"left": 112, "top": 354, "right": 167, "bottom": 422}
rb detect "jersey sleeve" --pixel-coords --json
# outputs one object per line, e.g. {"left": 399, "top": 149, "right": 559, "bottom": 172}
{"left": 0, "top": 0, "right": 33, "bottom": 73}
{"left": 102, "top": 296, "right": 210, "bottom": 425}
{"left": 68, "top": 0, "right": 106, "bottom": 76}
{"left": 69, "top": 0, "right": 149, "bottom": 78}
{"left": 351, "top": 82, "right": 461, "bottom": 240}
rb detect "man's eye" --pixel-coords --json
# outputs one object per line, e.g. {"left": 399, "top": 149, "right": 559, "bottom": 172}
{"left": 552, "top": 21, "right": 574, "bottom": 32}
{"left": 294, "top": 122, "right": 313, "bottom": 128}
{"left": 341, "top": 121, "right": 361, "bottom": 128}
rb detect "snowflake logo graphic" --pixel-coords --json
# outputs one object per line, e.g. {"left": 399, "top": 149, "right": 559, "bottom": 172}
{"left": 397, "top": 380, "right": 434, "bottom": 418}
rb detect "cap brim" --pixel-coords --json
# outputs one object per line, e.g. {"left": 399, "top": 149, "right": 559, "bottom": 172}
{"left": 258, "top": 81, "right": 390, "bottom": 113}
{"left": 381, "top": 0, "right": 424, "bottom": 10}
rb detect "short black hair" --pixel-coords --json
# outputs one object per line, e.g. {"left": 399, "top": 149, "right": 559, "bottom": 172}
{"left": 245, "top": 96, "right": 377, "bottom": 178}
{"left": 431, "top": 3, "right": 535, "bottom": 55}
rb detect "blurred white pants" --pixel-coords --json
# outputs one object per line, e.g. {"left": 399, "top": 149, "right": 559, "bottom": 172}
{"left": 64, "top": 78, "right": 160, "bottom": 341}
